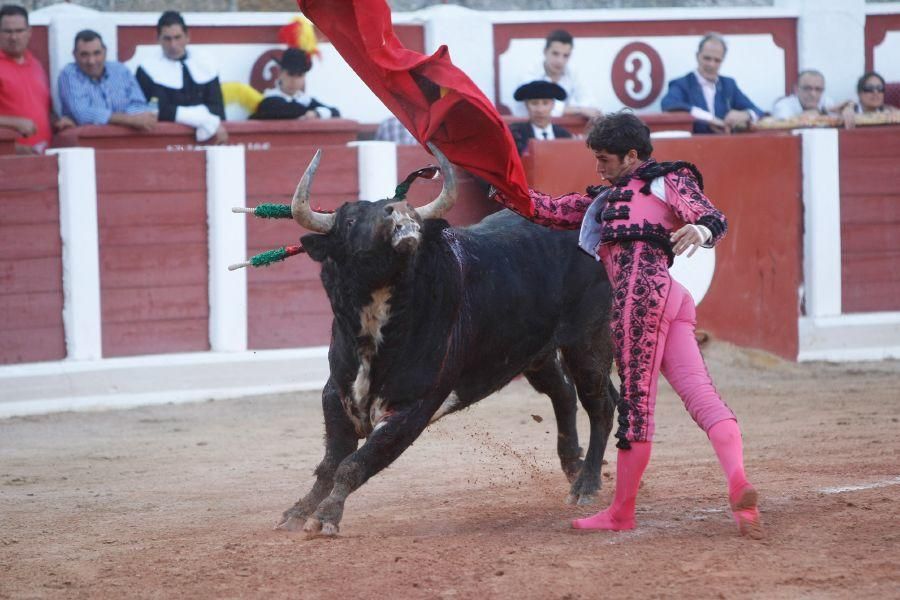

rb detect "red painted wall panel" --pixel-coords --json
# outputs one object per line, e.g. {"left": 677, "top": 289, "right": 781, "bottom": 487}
{"left": 245, "top": 146, "right": 358, "bottom": 349}
{"left": 524, "top": 133, "right": 802, "bottom": 360}
{"left": 96, "top": 150, "right": 209, "bottom": 357}
{"left": 0, "top": 156, "right": 65, "bottom": 364}
{"left": 839, "top": 128, "right": 900, "bottom": 313}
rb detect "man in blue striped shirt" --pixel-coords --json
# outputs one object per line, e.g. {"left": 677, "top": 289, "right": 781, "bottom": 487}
{"left": 58, "top": 29, "right": 156, "bottom": 130}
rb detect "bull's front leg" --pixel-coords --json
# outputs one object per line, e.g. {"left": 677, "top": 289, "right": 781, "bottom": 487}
{"left": 301, "top": 402, "right": 434, "bottom": 537}
{"left": 276, "top": 378, "right": 359, "bottom": 531}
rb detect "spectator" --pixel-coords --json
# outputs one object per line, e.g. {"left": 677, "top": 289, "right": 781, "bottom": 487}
{"left": 509, "top": 80, "right": 573, "bottom": 156}
{"left": 660, "top": 33, "right": 763, "bottom": 134}
{"left": 58, "top": 30, "right": 155, "bottom": 131}
{"left": 374, "top": 116, "right": 417, "bottom": 146}
{"left": 842, "top": 71, "right": 899, "bottom": 128}
{"left": 512, "top": 29, "right": 599, "bottom": 120}
{"left": 250, "top": 48, "right": 339, "bottom": 120}
{"left": 771, "top": 70, "right": 850, "bottom": 119}
{"left": 135, "top": 11, "right": 226, "bottom": 144}
{"left": 0, "top": 4, "right": 73, "bottom": 154}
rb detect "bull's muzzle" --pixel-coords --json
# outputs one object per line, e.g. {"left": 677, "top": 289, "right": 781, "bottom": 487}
{"left": 385, "top": 201, "right": 422, "bottom": 253}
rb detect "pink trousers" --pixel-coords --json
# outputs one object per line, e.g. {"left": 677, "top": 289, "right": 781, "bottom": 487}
{"left": 601, "top": 241, "right": 735, "bottom": 448}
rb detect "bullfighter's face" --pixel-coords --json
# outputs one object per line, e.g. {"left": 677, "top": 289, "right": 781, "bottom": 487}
{"left": 592, "top": 148, "right": 639, "bottom": 184}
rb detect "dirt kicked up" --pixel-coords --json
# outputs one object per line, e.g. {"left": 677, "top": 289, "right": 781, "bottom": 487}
{"left": 2, "top": 341, "right": 899, "bottom": 599}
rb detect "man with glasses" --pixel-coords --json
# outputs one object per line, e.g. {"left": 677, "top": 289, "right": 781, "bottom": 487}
{"left": 771, "top": 70, "right": 849, "bottom": 119}
{"left": 0, "top": 4, "right": 73, "bottom": 154}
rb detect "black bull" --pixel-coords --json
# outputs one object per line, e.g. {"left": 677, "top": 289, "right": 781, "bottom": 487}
{"left": 276, "top": 147, "right": 618, "bottom": 536}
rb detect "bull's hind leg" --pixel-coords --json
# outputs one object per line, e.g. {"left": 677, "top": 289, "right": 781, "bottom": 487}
{"left": 560, "top": 330, "right": 617, "bottom": 505}
{"left": 301, "top": 403, "right": 434, "bottom": 537}
{"left": 277, "top": 378, "right": 359, "bottom": 531}
{"left": 523, "top": 352, "right": 583, "bottom": 484}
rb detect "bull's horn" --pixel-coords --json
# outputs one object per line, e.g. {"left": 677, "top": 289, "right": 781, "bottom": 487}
{"left": 415, "top": 143, "right": 458, "bottom": 220}
{"left": 291, "top": 149, "right": 335, "bottom": 233}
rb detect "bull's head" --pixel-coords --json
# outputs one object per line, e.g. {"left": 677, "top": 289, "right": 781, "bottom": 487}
{"left": 294, "top": 143, "right": 457, "bottom": 267}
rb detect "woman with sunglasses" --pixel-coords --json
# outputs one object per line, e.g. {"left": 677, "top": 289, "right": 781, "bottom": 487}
{"left": 842, "top": 71, "right": 898, "bottom": 128}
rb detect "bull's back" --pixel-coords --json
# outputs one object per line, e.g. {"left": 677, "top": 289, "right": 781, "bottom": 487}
{"left": 454, "top": 210, "right": 610, "bottom": 360}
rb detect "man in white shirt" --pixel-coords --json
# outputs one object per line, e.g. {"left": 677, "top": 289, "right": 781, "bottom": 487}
{"left": 660, "top": 33, "right": 763, "bottom": 134}
{"left": 771, "top": 70, "right": 849, "bottom": 119}
{"left": 508, "top": 80, "right": 573, "bottom": 155}
{"left": 512, "top": 29, "right": 600, "bottom": 120}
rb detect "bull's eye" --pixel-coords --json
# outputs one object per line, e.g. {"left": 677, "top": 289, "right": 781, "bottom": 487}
{"left": 384, "top": 205, "right": 394, "bottom": 215}
{"left": 345, "top": 218, "right": 355, "bottom": 227}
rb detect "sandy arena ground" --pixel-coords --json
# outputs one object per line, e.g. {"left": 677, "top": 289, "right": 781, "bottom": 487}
{"left": 2, "top": 341, "right": 899, "bottom": 599}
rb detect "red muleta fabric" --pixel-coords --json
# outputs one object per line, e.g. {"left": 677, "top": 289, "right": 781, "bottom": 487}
{"left": 296, "top": 0, "right": 533, "bottom": 216}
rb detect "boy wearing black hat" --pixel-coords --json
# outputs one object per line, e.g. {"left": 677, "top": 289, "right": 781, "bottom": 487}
{"left": 509, "top": 80, "right": 573, "bottom": 155}
{"left": 251, "top": 48, "right": 340, "bottom": 120}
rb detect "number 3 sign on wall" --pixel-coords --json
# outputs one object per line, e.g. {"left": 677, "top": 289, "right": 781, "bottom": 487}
{"left": 611, "top": 42, "right": 665, "bottom": 109}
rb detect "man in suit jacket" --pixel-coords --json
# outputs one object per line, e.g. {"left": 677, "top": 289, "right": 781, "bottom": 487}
{"left": 660, "top": 33, "right": 763, "bottom": 134}
{"left": 509, "top": 80, "right": 573, "bottom": 155}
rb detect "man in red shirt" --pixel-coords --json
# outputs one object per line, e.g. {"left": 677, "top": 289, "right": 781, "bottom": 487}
{"left": 0, "top": 5, "right": 72, "bottom": 154}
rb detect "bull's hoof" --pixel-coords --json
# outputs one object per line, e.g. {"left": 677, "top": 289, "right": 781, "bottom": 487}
{"left": 274, "top": 514, "right": 306, "bottom": 531}
{"left": 565, "top": 491, "right": 598, "bottom": 505}
{"left": 303, "top": 517, "right": 322, "bottom": 537}
{"left": 303, "top": 517, "right": 340, "bottom": 538}
{"left": 576, "top": 493, "right": 598, "bottom": 506}
{"left": 302, "top": 517, "right": 339, "bottom": 538}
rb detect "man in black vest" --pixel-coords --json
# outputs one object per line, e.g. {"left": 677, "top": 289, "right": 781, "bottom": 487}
{"left": 135, "top": 11, "right": 227, "bottom": 144}
{"left": 509, "top": 80, "right": 572, "bottom": 156}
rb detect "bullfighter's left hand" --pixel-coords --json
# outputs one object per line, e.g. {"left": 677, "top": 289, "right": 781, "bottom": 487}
{"left": 670, "top": 224, "right": 711, "bottom": 257}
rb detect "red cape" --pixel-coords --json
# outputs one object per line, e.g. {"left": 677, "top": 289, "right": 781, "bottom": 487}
{"left": 297, "top": 0, "right": 533, "bottom": 216}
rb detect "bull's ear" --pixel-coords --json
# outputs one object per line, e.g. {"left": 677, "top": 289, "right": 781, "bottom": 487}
{"left": 300, "top": 233, "right": 331, "bottom": 262}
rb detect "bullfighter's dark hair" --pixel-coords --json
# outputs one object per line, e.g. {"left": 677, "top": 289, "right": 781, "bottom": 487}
{"left": 157, "top": 10, "right": 187, "bottom": 36}
{"left": 857, "top": 71, "right": 885, "bottom": 93}
{"left": 697, "top": 32, "right": 727, "bottom": 55}
{"left": 73, "top": 29, "right": 104, "bottom": 51}
{"left": 585, "top": 111, "right": 653, "bottom": 161}
{"left": 544, "top": 29, "right": 573, "bottom": 50}
{"left": 0, "top": 4, "right": 28, "bottom": 24}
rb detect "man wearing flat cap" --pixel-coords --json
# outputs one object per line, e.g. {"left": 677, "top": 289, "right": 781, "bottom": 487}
{"left": 251, "top": 47, "right": 340, "bottom": 120}
{"left": 509, "top": 80, "right": 573, "bottom": 155}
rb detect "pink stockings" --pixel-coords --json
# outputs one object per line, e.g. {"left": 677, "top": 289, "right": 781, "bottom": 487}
{"left": 572, "top": 419, "right": 761, "bottom": 537}
{"left": 582, "top": 242, "right": 761, "bottom": 537}
{"left": 572, "top": 442, "right": 651, "bottom": 531}
{"left": 708, "top": 419, "right": 763, "bottom": 538}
